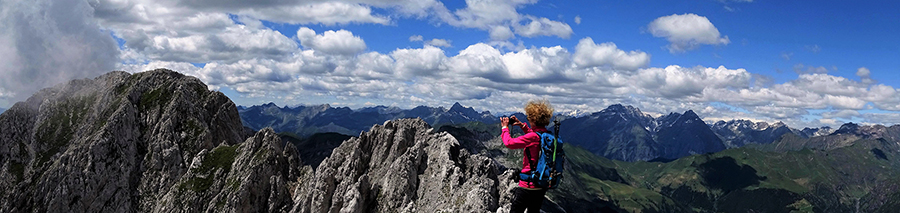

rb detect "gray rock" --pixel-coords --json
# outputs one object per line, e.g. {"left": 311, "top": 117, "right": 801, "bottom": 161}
{"left": 0, "top": 68, "right": 532, "bottom": 213}
{"left": 0, "top": 69, "right": 297, "bottom": 212}
{"left": 293, "top": 118, "right": 504, "bottom": 213}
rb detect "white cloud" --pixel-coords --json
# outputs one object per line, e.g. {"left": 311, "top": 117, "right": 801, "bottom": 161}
{"left": 632, "top": 65, "right": 751, "bottom": 98}
{"left": 391, "top": 45, "right": 447, "bottom": 78}
{"left": 434, "top": 0, "right": 572, "bottom": 39}
{"left": 750, "top": 105, "right": 808, "bottom": 119}
{"left": 648, "top": 13, "right": 730, "bottom": 53}
{"left": 862, "top": 113, "right": 900, "bottom": 125}
{"left": 445, "top": 43, "right": 507, "bottom": 79}
{"left": 238, "top": 2, "right": 391, "bottom": 25}
{"left": 789, "top": 74, "right": 866, "bottom": 97}
{"left": 297, "top": 27, "right": 367, "bottom": 55}
{"left": 0, "top": 0, "right": 119, "bottom": 104}
{"left": 574, "top": 16, "right": 582, "bottom": 25}
{"left": 857, "top": 67, "right": 875, "bottom": 84}
{"left": 573, "top": 37, "right": 650, "bottom": 71}
{"left": 793, "top": 63, "right": 828, "bottom": 74}
{"left": 806, "top": 44, "right": 821, "bottom": 53}
{"left": 489, "top": 26, "right": 515, "bottom": 41}
{"left": 4, "top": 0, "right": 894, "bottom": 128}
{"left": 513, "top": 16, "right": 573, "bottom": 39}
{"left": 425, "top": 39, "right": 452, "bottom": 47}
{"left": 499, "top": 46, "right": 570, "bottom": 81}
{"left": 821, "top": 110, "right": 861, "bottom": 119}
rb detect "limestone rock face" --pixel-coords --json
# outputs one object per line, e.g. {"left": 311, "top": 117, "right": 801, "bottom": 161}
{"left": 0, "top": 69, "right": 297, "bottom": 212}
{"left": 0, "top": 69, "right": 524, "bottom": 213}
{"left": 151, "top": 128, "right": 303, "bottom": 213}
{"left": 293, "top": 118, "right": 505, "bottom": 213}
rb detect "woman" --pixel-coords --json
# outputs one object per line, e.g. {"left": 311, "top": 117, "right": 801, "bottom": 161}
{"left": 500, "top": 99, "right": 553, "bottom": 213}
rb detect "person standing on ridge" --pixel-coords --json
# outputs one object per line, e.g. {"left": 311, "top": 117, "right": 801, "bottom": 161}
{"left": 500, "top": 99, "right": 553, "bottom": 213}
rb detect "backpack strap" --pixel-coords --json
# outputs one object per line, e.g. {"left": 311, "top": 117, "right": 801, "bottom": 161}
{"left": 523, "top": 131, "right": 545, "bottom": 174}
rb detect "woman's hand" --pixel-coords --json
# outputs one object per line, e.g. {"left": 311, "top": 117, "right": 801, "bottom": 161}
{"left": 509, "top": 116, "right": 523, "bottom": 127}
{"left": 500, "top": 117, "right": 509, "bottom": 128}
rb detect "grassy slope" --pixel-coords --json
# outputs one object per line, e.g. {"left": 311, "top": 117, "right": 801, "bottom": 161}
{"left": 571, "top": 137, "right": 900, "bottom": 212}
{"left": 436, "top": 121, "right": 900, "bottom": 212}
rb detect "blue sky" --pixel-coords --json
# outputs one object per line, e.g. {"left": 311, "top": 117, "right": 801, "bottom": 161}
{"left": 1, "top": 0, "right": 899, "bottom": 128}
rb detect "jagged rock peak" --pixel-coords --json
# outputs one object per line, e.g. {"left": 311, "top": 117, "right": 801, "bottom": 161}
{"left": 153, "top": 128, "right": 303, "bottom": 212}
{"left": 683, "top": 109, "right": 698, "bottom": 117}
{"left": 293, "top": 118, "right": 503, "bottom": 213}
{"left": 598, "top": 104, "right": 646, "bottom": 118}
{"left": 0, "top": 68, "right": 254, "bottom": 212}
{"left": 450, "top": 102, "right": 466, "bottom": 111}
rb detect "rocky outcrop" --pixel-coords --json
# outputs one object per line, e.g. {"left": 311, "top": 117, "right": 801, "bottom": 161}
{"left": 292, "top": 118, "right": 505, "bottom": 213}
{"left": 152, "top": 128, "right": 304, "bottom": 213}
{"left": 0, "top": 69, "right": 298, "bottom": 212}
{"left": 0, "top": 69, "right": 563, "bottom": 213}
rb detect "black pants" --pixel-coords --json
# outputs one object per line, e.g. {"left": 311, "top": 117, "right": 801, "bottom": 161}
{"left": 510, "top": 187, "right": 547, "bottom": 213}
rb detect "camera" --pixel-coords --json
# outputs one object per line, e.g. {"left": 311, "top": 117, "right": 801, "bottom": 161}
{"left": 509, "top": 116, "right": 519, "bottom": 123}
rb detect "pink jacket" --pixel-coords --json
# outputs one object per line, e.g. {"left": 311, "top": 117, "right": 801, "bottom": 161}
{"left": 501, "top": 122, "right": 547, "bottom": 189}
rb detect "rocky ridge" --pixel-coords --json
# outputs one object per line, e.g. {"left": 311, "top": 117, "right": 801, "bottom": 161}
{"left": 559, "top": 104, "right": 726, "bottom": 162}
{"left": 292, "top": 118, "right": 516, "bottom": 213}
{"left": 711, "top": 119, "right": 798, "bottom": 148}
{"left": 0, "top": 69, "right": 539, "bottom": 213}
{"left": 0, "top": 69, "right": 298, "bottom": 212}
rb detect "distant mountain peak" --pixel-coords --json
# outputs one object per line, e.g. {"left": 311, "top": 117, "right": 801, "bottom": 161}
{"left": 604, "top": 104, "right": 628, "bottom": 112}
{"left": 684, "top": 110, "right": 698, "bottom": 117}
{"left": 601, "top": 104, "right": 645, "bottom": 117}
{"left": 448, "top": 102, "right": 469, "bottom": 112}
{"left": 450, "top": 102, "right": 464, "bottom": 109}
{"left": 833, "top": 122, "right": 861, "bottom": 135}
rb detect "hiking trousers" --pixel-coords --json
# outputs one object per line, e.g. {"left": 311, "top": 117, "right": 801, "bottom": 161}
{"left": 510, "top": 187, "right": 547, "bottom": 213}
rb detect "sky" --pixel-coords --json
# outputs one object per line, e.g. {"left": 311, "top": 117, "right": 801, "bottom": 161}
{"left": 1, "top": 0, "right": 899, "bottom": 128}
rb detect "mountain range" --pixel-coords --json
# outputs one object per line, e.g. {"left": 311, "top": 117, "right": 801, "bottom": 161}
{"left": 238, "top": 102, "right": 496, "bottom": 137}
{"left": 238, "top": 101, "right": 884, "bottom": 163}
{"left": 4, "top": 69, "right": 900, "bottom": 212}
{"left": 558, "top": 104, "right": 726, "bottom": 161}
{"left": 0, "top": 69, "right": 524, "bottom": 212}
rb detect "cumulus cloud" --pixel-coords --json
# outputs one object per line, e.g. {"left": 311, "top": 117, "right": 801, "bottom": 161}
{"left": 793, "top": 63, "right": 828, "bottom": 75}
{"left": 574, "top": 16, "right": 582, "bottom": 24}
{"left": 0, "top": 0, "right": 119, "bottom": 106}
{"left": 648, "top": 13, "right": 730, "bottom": 53}
{"left": 434, "top": 0, "right": 572, "bottom": 39}
{"left": 425, "top": 39, "right": 452, "bottom": 47}
{"left": 392, "top": 45, "right": 447, "bottom": 78}
{"left": 238, "top": 2, "right": 391, "bottom": 25}
{"left": 862, "top": 113, "right": 900, "bottom": 125}
{"left": 821, "top": 110, "right": 861, "bottom": 119}
{"left": 513, "top": 16, "right": 573, "bottom": 39}
{"left": 857, "top": 67, "right": 875, "bottom": 84}
{"left": 499, "top": 46, "right": 571, "bottom": 82}
{"left": 632, "top": 65, "right": 751, "bottom": 98}
{"left": 573, "top": 37, "right": 650, "bottom": 71}
{"left": 489, "top": 26, "right": 515, "bottom": 41}
{"left": 297, "top": 27, "right": 367, "bottom": 55}
{"left": 5, "top": 0, "right": 892, "bottom": 129}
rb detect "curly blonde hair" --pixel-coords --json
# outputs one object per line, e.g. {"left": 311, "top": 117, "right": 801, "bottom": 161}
{"left": 525, "top": 99, "right": 553, "bottom": 127}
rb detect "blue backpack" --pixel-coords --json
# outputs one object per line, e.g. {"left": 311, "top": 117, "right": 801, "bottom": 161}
{"left": 519, "top": 121, "right": 565, "bottom": 189}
